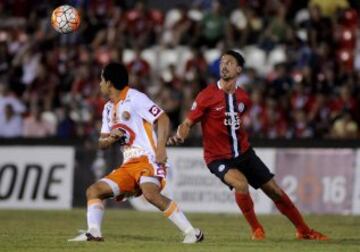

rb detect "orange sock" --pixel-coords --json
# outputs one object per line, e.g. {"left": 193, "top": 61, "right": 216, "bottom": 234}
{"left": 274, "top": 190, "right": 310, "bottom": 233}
{"left": 235, "top": 192, "right": 263, "bottom": 232}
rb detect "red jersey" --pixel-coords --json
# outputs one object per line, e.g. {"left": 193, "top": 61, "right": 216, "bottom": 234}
{"left": 187, "top": 82, "right": 251, "bottom": 164}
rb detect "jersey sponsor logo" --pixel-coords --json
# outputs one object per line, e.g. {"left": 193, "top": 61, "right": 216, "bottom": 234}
{"left": 224, "top": 112, "right": 240, "bottom": 129}
{"left": 191, "top": 102, "right": 197, "bottom": 111}
{"left": 149, "top": 105, "right": 161, "bottom": 117}
{"left": 215, "top": 106, "right": 225, "bottom": 111}
{"left": 122, "top": 147, "right": 146, "bottom": 162}
{"left": 218, "top": 164, "right": 225, "bottom": 172}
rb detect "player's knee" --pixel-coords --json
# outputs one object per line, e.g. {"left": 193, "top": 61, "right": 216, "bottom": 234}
{"left": 232, "top": 181, "right": 249, "bottom": 193}
{"left": 142, "top": 189, "right": 160, "bottom": 205}
{"left": 86, "top": 184, "right": 101, "bottom": 200}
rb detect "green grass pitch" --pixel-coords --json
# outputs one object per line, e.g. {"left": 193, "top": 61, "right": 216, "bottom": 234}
{"left": 0, "top": 209, "right": 359, "bottom": 252}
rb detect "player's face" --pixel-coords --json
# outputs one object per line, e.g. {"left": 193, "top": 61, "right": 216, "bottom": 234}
{"left": 220, "top": 55, "right": 241, "bottom": 81}
{"left": 99, "top": 73, "right": 110, "bottom": 97}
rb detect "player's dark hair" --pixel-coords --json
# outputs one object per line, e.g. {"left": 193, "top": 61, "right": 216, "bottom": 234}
{"left": 224, "top": 50, "right": 245, "bottom": 67}
{"left": 102, "top": 62, "right": 128, "bottom": 90}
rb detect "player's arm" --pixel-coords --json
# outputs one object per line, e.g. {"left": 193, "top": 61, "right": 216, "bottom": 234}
{"left": 98, "top": 133, "right": 115, "bottom": 149}
{"left": 98, "top": 104, "right": 126, "bottom": 149}
{"left": 98, "top": 130, "right": 125, "bottom": 149}
{"left": 167, "top": 118, "right": 194, "bottom": 145}
{"left": 154, "top": 112, "right": 170, "bottom": 164}
{"left": 168, "top": 90, "right": 206, "bottom": 145}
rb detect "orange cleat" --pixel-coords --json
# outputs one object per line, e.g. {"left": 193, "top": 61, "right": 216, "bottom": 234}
{"left": 296, "top": 229, "right": 329, "bottom": 240}
{"left": 251, "top": 227, "right": 266, "bottom": 240}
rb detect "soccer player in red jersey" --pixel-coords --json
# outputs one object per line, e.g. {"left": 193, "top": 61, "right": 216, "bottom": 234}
{"left": 168, "top": 50, "right": 328, "bottom": 241}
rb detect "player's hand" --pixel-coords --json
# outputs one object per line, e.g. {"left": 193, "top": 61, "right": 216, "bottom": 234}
{"left": 155, "top": 147, "right": 168, "bottom": 164}
{"left": 109, "top": 128, "right": 128, "bottom": 145}
{"left": 110, "top": 128, "right": 124, "bottom": 139}
{"left": 167, "top": 135, "right": 184, "bottom": 145}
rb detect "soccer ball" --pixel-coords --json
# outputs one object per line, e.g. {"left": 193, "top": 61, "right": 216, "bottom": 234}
{"left": 51, "top": 5, "right": 80, "bottom": 34}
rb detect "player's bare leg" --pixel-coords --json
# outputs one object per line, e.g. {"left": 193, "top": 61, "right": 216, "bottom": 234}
{"left": 261, "top": 179, "right": 328, "bottom": 240}
{"left": 68, "top": 181, "right": 113, "bottom": 242}
{"left": 140, "top": 177, "right": 204, "bottom": 244}
{"left": 224, "top": 169, "right": 265, "bottom": 240}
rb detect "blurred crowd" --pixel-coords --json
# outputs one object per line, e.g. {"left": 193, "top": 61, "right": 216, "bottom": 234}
{"left": 0, "top": 0, "right": 359, "bottom": 141}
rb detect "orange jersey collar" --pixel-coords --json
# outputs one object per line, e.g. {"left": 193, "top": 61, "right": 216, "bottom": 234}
{"left": 115, "top": 86, "right": 129, "bottom": 104}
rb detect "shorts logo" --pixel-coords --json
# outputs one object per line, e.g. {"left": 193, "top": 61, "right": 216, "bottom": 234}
{"left": 149, "top": 105, "right": 161, "bottom": 117}
{"left": 218, "top": 164, "right": 225, "bottom": 172}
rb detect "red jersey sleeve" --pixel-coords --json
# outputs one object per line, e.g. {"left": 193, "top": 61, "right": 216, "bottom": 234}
{"left": 187, "top": 90, "right": 208, "bottom": 124}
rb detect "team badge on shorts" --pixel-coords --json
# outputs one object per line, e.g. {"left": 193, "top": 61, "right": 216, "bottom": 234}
{"left": 218, "top": 164, "right": 225, "bottom": 172}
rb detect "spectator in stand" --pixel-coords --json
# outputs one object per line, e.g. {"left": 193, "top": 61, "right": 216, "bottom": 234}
{"left": 0, "top": 103, "right": 22, "bottom": 138}
{"left": 162, "top": 5, "right": 193, "bottom": 47}
{"left": 330, "top": 85, "right": 357, "bottom": 119}
{"left": 195, "top": 0, "right": 229, "bottom": 48}
{"left": 123, "top": 1, "right": 163, "bottom": 48}
{"left": 331, "top": 110, "right": 358, "bottom": 138}
{"left": 290, "top": 109, "right": 314, "bottom": 138}
{"left": 309, "top": 0, "right": 349, "bottom": 17}
{"left": 126, "top": 47, "right": 153, "bottom": 94}
{"left": 262, "top": 97, "right": 288, "bottom": 138}
{"left": 306, "top": 4, "right": 334, "bottom": 47}
{"left": 57, "top": 107, "right": 76, "bottom": 139}
{"left": 308, "top": 93, "right": 332, "bottom": 137}
{"left": 0, "top": 1, "right": 358, "bottom": 140}
{"left": 269, "top": 63, "right": 294, "bottom": 97}
{"left": 23, "top": 105, "right": 54, "bottom": 137}
{"left": 260, "top": 3, "right": 290, "bottom": 51}
{"left": 184, "top": 47, "right": 208, "bottom": 85}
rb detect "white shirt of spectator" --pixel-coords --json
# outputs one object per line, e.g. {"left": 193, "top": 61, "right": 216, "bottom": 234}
{"left": 101, "top": 87, "right": 163, "bottom": 163}
{"left": 0, "top": 113, "right": 22, "bottom": 138}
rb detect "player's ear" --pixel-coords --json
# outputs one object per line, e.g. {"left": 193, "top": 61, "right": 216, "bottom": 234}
{"left": 106, "top": 80, "right": 112, "bottom": 88}
{"left": 237, "top": 66, "right": 242, "bottom": 74}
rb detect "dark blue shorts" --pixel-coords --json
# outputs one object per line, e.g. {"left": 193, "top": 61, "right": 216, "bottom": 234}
{"left": 207, "top": 147, "right": 274, "bottom": 190}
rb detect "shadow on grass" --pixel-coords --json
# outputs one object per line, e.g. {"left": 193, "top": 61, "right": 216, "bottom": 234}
{"left": 112, "top": 234, "right": 168, "bottom": 242}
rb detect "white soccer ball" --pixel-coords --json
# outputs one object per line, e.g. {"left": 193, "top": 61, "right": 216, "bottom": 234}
{"left": 51, "top": 5, "right": 80, "bottom": 34}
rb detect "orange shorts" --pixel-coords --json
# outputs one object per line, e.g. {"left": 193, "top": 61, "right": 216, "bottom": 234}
{"left": 103, "top": 155, "right": 166, "bottom": 198}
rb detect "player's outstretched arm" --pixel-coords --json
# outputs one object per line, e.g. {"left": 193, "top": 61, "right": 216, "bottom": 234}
{"left": 167, "top": 118, "right": 193, "bottom": 145}
{"left": 155, "top": 112, "right": 170, "bottom": 164}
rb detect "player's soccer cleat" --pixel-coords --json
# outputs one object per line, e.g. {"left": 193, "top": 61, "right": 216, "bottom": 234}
{"left": 68, "top": 229, "right": 104, "bottom": 242}
{"left": 296, "top": 229, "right": 329, "bottom": 240}
{"left": 251, "top": 227, "right": 266, "bottom": 240}
{"left": 183, "top": 228, "right": 204, "bottom": 244}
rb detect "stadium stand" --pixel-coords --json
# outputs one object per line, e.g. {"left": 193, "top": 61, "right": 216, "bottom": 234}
{"left": 0, "top": 0, "right": 359, "bottom": 140}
